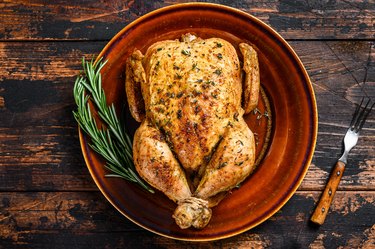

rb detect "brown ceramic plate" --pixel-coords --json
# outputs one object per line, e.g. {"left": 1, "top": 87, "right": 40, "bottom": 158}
{"left": 79, "top": 3, "right": 317, "bottom": 241}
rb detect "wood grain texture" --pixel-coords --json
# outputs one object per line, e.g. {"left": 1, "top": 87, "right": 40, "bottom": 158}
{"left": 0, "top": 0, "right": 373, "bottom": 41}
{"left": 0, "top": 42, "right": 105, "bottom": 191}
{"left": 0, "top": 192, "right": 374, "bottom": 248}
{"left": 0, "top": 2, "right": 374, "bottom": 245}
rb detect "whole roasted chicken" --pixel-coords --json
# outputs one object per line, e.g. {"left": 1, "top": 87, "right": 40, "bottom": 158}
{"left": 125, "top": 34, "right": 260, "bottom": 229}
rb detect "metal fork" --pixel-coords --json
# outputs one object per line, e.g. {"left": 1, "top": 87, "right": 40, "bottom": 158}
{"left": 311, "top": 98, "right": 374, "bottom": 225}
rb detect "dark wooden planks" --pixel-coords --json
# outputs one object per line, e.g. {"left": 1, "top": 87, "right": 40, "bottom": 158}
{"left": 0, "top": 0, "right": 374, "bottom": 41}
{"left": 295, "top": 40, "right": 375, "bottom": 191}
{"left": 0, "top": 41, "right": 105, "bottom": 83}
{"left": 0, "top": 1, "right": 373, "bottom": 248}
{"left": 0, "top": 41, "right": 105, "bottom": 191}
{"left": 0, "top": 40, "right": 374, "bottom": 192}
{"left": 0, "top": 191, "right": 374, "bottom": 248}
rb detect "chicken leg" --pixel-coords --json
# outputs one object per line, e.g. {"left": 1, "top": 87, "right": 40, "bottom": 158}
{"left": 133, "top": 119, "right": 212, "bottom": 229}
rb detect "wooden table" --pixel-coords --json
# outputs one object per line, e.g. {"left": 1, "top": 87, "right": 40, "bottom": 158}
{"left": 0, "top": 1, "right": 374, "bottom": 248}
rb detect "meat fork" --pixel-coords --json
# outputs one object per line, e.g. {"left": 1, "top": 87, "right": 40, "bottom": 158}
{"left": 310, "top": 98, "right": 374, "bottom": 225}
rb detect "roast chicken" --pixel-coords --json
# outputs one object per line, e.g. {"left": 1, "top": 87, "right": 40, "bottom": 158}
{"left": 125, "top": 34, "right": 260, "bottom": 229}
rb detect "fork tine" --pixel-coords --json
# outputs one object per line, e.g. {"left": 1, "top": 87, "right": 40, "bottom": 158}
{"left": 350, "top": 97, "right": 364, "bottom": 129}
{"left": 356, "top": 101, "right": 374, "bottom": 132}
{"left": 353, "top": 99, "right": 369, "bottom": 131}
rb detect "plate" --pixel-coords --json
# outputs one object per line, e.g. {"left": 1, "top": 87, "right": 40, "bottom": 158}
{"left": 79, "top": 3, "right": 317, "bottom": 241}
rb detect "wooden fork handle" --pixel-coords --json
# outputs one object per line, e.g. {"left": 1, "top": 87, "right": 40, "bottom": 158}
{"left": 310, "top": 161, "right": 346, "bottom": 225}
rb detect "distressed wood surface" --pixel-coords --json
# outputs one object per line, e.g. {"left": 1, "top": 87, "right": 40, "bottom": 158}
{"left": 0, "top": 192, "right": 374, "bottom": 248}
{"left": 0, "top": 1, "right": 374, "bottom": 248}
{"left": 0, "top": 0, "right": 374, "bottom": 41}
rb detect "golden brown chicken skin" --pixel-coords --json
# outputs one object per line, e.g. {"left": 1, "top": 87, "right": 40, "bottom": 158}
{"left": 126, "top": 34, "right": 259, "bottom": 229}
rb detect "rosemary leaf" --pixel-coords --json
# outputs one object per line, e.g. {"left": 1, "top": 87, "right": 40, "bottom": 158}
{"left": 73, "top": 57, "right": 154, "bottom": 193}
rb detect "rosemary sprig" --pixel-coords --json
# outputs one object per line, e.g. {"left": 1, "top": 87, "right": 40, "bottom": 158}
{"left": 73, "top": 57, "right": 154, "bottom": 193}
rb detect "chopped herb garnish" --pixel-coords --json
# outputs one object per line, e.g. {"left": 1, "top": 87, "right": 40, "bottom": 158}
{"left": 202, "top": 81, "right": 213, "bottom": 89}
{"left": 192, "top": 62, "right": 199, "bottom": 71}
{"left": 173, "top": 63, "right": 180, "bottom": 70}
{"left": 182, "top": 49, "right": 191, "bottom": 56}
{"left": 218, "top": 162, "right": 228, "bottom": 169}
{"left": 214, "top": 69, "right": 222, "bottom": 75}
{"left": 215, "top": 42, "right": 223, "bottom": 48}
{"left": 193, "top": 90, "right": 202, "bottom": 96}
{"left": 177, "top": 92, "right": 183, "bottom": 98}
{"left": 157, "top": 48, "right": 163, "bottom": 51}
{"left": 165, "top": 92, "right": 175, "bottom": 98}
{"left": 175, "top": 73, "right": 183, "bottom": 79}
{"left": 217, "top": 53, "right": 223, "bottom": 59}
{"left": 177, "top": 109, "right": 182, "bottom": 119}
{"left": 194, "top": 105, "right": 200, "bottom": 114}
{"left": 155, "top": 61, "right": 160, "bottom": 70}
{"left": 155, "top": 107, "right": 164, "bottom": 113}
